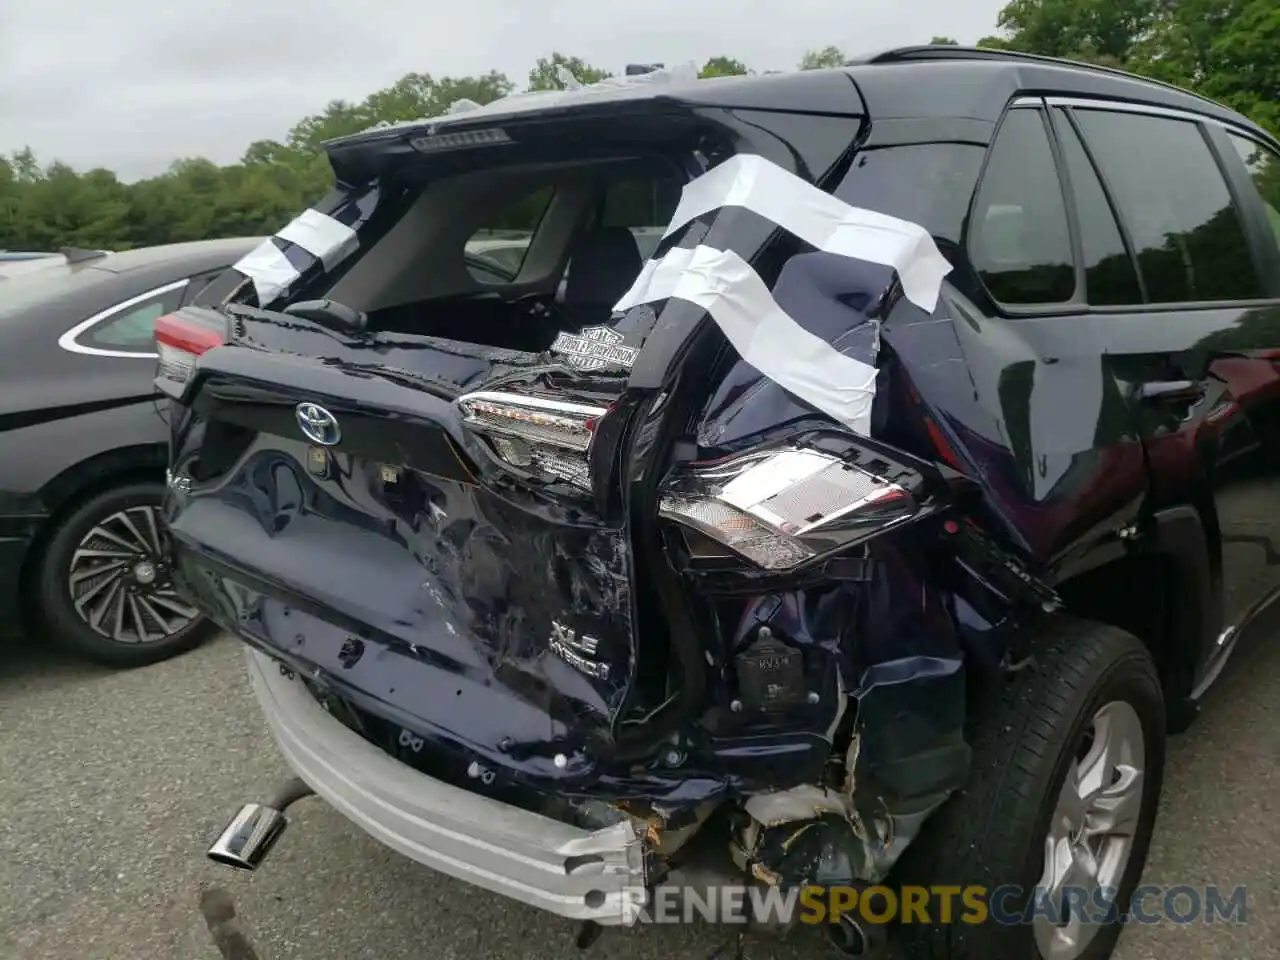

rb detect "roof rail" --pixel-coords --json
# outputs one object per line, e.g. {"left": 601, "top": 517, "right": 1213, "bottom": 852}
{"left": 858, "top": 45, "right": 1227, "bottom": 111}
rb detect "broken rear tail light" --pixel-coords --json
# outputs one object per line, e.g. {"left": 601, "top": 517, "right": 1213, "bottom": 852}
{"left": 456, "top": 390, "right": 608, "bottom": 490}
{"left": 155, "top": 312, "right": 225, "bottom": 387}
{"left": 659, "top": 446, "right": 916, "bottom": 571}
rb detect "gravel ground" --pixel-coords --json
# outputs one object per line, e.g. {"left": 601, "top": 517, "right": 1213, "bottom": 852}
{"left": 1, "top": 629, "right": 1277, "bottom": 960}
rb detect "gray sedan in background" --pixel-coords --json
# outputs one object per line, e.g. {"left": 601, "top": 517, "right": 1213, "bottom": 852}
{"left": 0, "top": 237, "right": 260, "bottom": 666}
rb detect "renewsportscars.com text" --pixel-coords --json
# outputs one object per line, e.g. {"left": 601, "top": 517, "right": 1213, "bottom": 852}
{"left": 617, "top": 883, "right": 1249, "bottom": 927}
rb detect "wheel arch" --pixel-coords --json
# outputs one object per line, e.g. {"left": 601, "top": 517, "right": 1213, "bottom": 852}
{"left": 17, "top": 443, "right": 168, "bottom": 630}
{"left": 1054, "top": 503, "right": 1215, "bottom": 730}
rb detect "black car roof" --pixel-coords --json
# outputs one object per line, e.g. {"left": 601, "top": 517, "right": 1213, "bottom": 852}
{"left": 325, "top": 47, "right": 1276, "bottom": 161}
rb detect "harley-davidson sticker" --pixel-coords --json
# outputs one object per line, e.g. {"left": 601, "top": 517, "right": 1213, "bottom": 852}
{"left": 550, "top": 325, "right": 638, "bottom": 371}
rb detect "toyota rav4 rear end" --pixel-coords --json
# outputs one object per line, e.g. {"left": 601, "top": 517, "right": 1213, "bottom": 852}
{"left": 161, "top": 65, "right": 1052, "bottom": 946}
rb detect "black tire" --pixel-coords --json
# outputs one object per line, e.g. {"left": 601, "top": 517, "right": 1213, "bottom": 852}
{"left": 35, "top": 480, "right": 214, "bottom": 668}
{"left": 896, "top": 617, "right": 1166, "bottom": 960}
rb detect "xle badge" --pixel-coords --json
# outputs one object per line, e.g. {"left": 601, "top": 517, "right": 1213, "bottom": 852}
{"left": 550, "top": 325, "right": 639, "bottom": 372}
{"left": 549, "top": 620, "right": 609, "bottom": 679}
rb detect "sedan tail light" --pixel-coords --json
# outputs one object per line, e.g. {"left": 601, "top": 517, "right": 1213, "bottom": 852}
{"left": 155, "top": 312, "right": 225, "bottom": 387}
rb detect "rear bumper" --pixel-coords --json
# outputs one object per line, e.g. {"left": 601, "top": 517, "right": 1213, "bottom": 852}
{"left": 244, "top": 647, "right": 650, "bottom": 924}
{"left": 0, "top": 506, "right": 42, "bottom": 629}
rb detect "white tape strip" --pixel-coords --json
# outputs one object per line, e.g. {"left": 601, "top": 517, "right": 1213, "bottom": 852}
{"left": 233, "top": 239, "right": 301, "bottom": 307}
{"left": 661, "top": 154, "right": 950, "bottom": 312}
{"left": 276, "top": 208, "right": 358, "bottom": 272}
{"left": 616, "top": 245, "right": 879, "bottom": 435}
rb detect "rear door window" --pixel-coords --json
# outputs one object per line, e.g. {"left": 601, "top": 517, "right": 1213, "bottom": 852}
{"left": 968, "top": 107, "right": 1078, "bottom": 305}
{"left": 1053, "top": 110, "right": 1144, "bottom": 306}
{"left": 1227, "top": 133, "right": 1280, "bottom": 256}
{"left": 1073, "top": 109, "right": 1262, "bottom": 303}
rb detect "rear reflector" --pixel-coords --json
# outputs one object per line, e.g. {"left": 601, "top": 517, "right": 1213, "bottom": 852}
{"left": 155, "top": 313, "right": 225, "bottom": 385}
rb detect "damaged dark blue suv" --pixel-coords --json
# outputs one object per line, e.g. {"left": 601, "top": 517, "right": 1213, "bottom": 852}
{"left": 159, "top": 46, "right": 1280, "bottom": 960}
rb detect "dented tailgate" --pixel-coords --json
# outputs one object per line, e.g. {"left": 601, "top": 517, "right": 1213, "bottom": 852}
{"left": 166, "top": 329, "right": 636, "bottom": 778}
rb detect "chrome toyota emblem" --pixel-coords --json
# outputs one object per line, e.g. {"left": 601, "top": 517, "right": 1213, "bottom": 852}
{"left": 295, "top": 402, "right": 341, "bottom": 446}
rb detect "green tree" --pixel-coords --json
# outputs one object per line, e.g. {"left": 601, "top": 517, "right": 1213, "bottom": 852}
{"left": 1200, "top": 0, "right": 1280, "bottom": 132}
{"left": 981, "top": 0, "right": 1155, "bottom": 61}
{"left": 527, "top": 54, "right": 612, "bottom": 91}
{"left": 798, "top": 46, "right": 846, "bottom": 70}
{"left": 8, "top": 162, "right": 131, "bottom": 250}
{"left": 700, "top": 56, "right": 750, "bottom": 78}
{"left": 10, "top": 148, "right": 42, "bottom": 185}
{"left": 987, "top": 0, "right": 1279, "bottom": 134}
{"left": 930, "top": 36, "right": 960, "bottom": 44}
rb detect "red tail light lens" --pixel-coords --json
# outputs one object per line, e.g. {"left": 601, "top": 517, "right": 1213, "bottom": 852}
{"left": 155, "top": 313, "right": 225, "bottom": 385}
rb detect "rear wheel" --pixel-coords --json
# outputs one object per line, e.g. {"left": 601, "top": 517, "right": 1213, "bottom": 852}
{"left": 35, "top": 481, "right": 213, "bottom": 667}
{"left": 896, "top": 617, "right": 1166, "bottom": 960}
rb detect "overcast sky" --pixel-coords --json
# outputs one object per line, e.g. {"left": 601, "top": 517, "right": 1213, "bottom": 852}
{"left": 0, "top": 0, "right": 1007, "bottom": 182}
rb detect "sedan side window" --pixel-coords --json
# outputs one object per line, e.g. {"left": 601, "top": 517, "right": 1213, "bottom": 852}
{"left": 89, "top": 301, "right": 169, "bottom": 349}
{"left": 1227, "top": 133, "right": 1280, "bottom": 256}
{"left": 61, "top": 281, "right": 187, "bottom": 356}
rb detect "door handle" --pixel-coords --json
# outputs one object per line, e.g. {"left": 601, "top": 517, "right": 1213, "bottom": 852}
{"left": 1135, "top": 380, "right": 1206, "bottom": 405}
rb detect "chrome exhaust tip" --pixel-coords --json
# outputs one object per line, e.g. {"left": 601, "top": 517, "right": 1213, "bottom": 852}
{"left": 207, "top": 776, "right": 314, "bottom": 871}
{"left": 207, "top": 803, "right": 288, "bottom": 871}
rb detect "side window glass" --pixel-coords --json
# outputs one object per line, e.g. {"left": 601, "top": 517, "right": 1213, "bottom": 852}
{"left": 599, "top": 174, "right": 683, "bottom": 260}
{"left": 79, "top": 285, "right": 186, "bottom": 352}
{"left": 1054, "top": 110, "right": 1144, "bottom": 306}
{"left": 1075, "top": 110, "right": 1262, "bottom": 303}
{"left": 1228, "top": 133, "right": 1280, "bottom": 256}
{"left": 969, "top": 108, "right": 1077, "bottom": 305}
{"left": 465, "top": 186, "right": 554, "bottom": 284}
{"left": 834, "top": 142, "right": 987, "bottom": 248}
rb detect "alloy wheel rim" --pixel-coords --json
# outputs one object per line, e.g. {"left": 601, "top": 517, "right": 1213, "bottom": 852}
{"left": 67, "top": 504, "right": 199, "bottom": 644}
{"left": 1033, "top": 699, "right": 1146, "bottom": 960}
